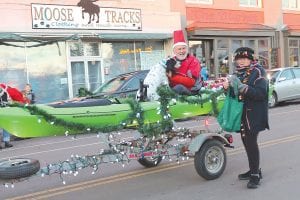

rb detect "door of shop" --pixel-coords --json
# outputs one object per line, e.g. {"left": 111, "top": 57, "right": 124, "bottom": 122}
{"left": 68, "top": 59, "right": 103, "bottom": 98}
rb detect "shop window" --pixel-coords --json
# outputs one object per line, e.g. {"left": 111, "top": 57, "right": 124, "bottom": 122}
{"left": 216, "top": 39, "right": 229, "bottom": 77}
{"left": 258, "top": 39, "right": 269, "bottom": 69}
{"left": 0, "top": 43, "right": 26, "bottom": 88}
{"left": 217, "top": 49, "right": 229, "bottom": 77}
{"left": 232, "top": 40, "right": 243, "bottom": 53}
{"left": 245, "top": 40, "right": 255, "bottom": 50}
{"left": 101, "top": 40, "right": 164, "bottom": 80}
{"left": 139, "top": 41, "right": 165, "bottom": 70}
{"left": 217, "top": 39, "right": 228, "bottom": 49}
{"left": 186, "top": 0, "right": 213, "bottom": 4}
{"left": 102, "top": 42, "right": 136, "bottom": 81}
{"left": 239, "top": 0, "right": 261, "bottom": 7}
{"left": 289, "top": 39, "right": 298, "bottom": 47}
{"left": 70, "top": 42, "right": 100, "bottom": 57}
{"left": 288, "top": 39, "right": 300, "bottom": 67}
{"left": 71, "top": 61, "right": 86, "bottom": 97}
{"left": 289, "top": 48, "right": 299, "bottom": 67}
{"left": 88, "top": 61, "right": 102, "bottom": 92}
{"left": 0, "top": 42, "right": 68, "bottom": 103}
{"left": 85, "top": 43, "right": 100, "bottom": 56}
{"left": 70, "top": 42, "right": 84, "bottom": 57}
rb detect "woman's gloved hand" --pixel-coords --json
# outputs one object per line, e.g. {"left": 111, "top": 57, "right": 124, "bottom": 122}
{"left": 228, "top": 75, "right": 248, "bottom": 93}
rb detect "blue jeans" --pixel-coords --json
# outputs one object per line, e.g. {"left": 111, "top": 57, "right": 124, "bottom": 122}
{"left": 172, "top": 84, "right": 191, "bottom": 95}
{"left": 2, "top": 129, "right": 10, "bottom": 142}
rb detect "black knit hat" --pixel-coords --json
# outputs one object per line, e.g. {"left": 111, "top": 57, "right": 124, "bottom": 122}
{"left": 234, "top": 47, "right": 254, "bottom": 61}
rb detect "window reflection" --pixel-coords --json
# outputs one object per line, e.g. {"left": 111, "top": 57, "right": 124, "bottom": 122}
{"left": 71, "top": 61, "right": 85, "bottom": 97}
{"left": 70, "top": 42, "right": 84, "bottom": 57}
{"left": 258, "top": 39, "right": 269, "bottom": 68}
{"left": 0, "top": 43, "right": 26, "bottom": 88}
{"left": 88, "top": 61, "right": 102, "bottom": 92}
{"left": 101, "top": 41, "right": 164, "bottom": 81}
{"left": 85, "top": 43, "right": 100, "bottom": 56}
{"left": 217, "top": 39, "right": 228, "bottom": 49}
{"left": 0, "top": 42, "right": 68, "bottom": 103}
{"left": 217, "top": 49, "right": 229, "bottom": 77}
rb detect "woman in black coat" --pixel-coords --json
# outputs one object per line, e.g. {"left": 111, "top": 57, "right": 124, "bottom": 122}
{"left": 224, "top": 47, "right": 269, "bottom": 189}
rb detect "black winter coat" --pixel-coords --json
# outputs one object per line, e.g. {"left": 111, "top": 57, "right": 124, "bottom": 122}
{"left": 238, "top": 64, "right": 270, "bottom": 133}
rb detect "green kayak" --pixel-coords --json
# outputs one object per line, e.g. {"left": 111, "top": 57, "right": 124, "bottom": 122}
{"left": 0, "top": 95, "right": 224, "bottom": 138}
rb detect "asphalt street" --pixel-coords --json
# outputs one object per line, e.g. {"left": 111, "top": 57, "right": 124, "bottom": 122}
{"left": 1, "top": 100, "right": 300, "bottom": 200}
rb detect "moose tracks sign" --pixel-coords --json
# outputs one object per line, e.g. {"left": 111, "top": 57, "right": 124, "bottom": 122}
{"left": 31, "top": 2, "right": 142, "bottom": 30}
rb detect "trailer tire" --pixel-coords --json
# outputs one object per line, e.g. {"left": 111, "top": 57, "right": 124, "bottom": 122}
{"left": 194, "top": 139, "right": 226, "bottom": 180}
{"left": 0, "top": 158, "right": 40, "bottom": 180}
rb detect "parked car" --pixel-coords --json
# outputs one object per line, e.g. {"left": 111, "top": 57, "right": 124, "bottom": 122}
{"left": 268, "top": 67, "right": 300, "bottom": 107}
{"left": 93, "top": 70, "right": 149, "bottom": 98}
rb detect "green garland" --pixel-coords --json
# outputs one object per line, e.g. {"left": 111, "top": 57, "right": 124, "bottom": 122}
{"left": 22, "top": 104, "right": 128, "bottom": 133}
{"left": 178, "top": 88, "right": 224, "bottom": 116}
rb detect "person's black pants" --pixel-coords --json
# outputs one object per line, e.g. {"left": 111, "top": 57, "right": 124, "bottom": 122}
{"left": 241, "top": 130, "right": 260, "bottom": 174}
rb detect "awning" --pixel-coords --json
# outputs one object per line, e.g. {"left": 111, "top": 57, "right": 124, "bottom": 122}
{"left": 187, "top": 22, "right": 276, "bottom": 38}
{"left": 0, "top": 33, "right": 80, "bottom": 48}
{"left": 282, "top": 25, "right": 300, "bottom": 36}
{"left": 0, "top": 32, "right": 172, "bottom": 48}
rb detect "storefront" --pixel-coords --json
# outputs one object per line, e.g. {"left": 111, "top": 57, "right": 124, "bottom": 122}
{"left": 187, "top": 26, "right": 276, "bottom": 78}
{"left": 186, "top": 7, "right": 276, "bottom": 78}
{"left": 281, "top": 9, "right": 300, "bottom": 68}
{"left": 0, "top": 1, "right": 180, "bottom": 102}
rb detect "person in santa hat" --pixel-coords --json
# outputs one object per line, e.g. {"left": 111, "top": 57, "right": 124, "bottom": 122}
{"left": 166, "top": 30, "right": 201, "bottom": 95}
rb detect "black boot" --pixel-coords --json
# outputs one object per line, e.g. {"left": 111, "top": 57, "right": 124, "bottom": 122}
{"left": 4, "top": 142, "right": 13, "bottom": 148}
{"left": 238, "top": 169, "right": 262, "bottom": 180}
{"left": 247, "top": 174, "right": 260, "bottom": 189}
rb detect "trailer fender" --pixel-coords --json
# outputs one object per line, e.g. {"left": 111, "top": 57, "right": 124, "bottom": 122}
{"left": 188, "top": 133, "right": 229, "bottom": 154}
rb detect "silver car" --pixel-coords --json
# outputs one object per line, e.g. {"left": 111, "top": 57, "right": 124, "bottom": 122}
{"left": 268, "top": 67, "right": 300, "bottom": 107}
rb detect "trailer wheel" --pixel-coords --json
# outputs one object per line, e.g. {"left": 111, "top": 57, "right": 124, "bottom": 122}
{"left": 194, "top": 139, "right": 226, "bottom": 180}
{"left": 0, "top": 158, "right": 40, "bottom": 180}
{"left": 138, "top": 156, "right": 162, "bottom": 168}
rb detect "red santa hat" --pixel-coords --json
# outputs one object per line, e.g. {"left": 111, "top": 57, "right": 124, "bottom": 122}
{"left": 172, "top": 30, "right": 187, "bottom": 49}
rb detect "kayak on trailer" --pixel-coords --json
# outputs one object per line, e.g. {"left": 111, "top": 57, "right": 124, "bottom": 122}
{"left": 0, "top": 94, "right": 224, "bottom": 138}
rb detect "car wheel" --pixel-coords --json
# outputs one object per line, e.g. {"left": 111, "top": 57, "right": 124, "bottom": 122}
{"left": 269, "top": 92, "right": 277, "bottom": 108}
{"left": 194, "top": 139, "right": 226, "bottom": 180}
{"left": 0, "top": 158, "right": 40, "bottom": 179}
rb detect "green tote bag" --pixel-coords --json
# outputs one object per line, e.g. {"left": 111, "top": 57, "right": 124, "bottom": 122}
{"left": 217, "top": 83, "right": 243, "bottom": 132}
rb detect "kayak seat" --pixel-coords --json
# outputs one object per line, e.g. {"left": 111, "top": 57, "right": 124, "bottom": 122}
{"left": 49, "top": 98, "right": 112, "bottom": 108}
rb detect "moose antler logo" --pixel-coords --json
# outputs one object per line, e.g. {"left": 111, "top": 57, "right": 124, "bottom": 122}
{"left": 77, "top": 0, "right": 100, "bottom": 24}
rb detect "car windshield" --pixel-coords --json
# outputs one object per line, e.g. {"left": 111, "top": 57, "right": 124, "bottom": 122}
{"left": 267, "top": 70, "right": 280, "bottom": 81}
{"left": 93, "top": 74, "right": 133, "bottom": 94}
